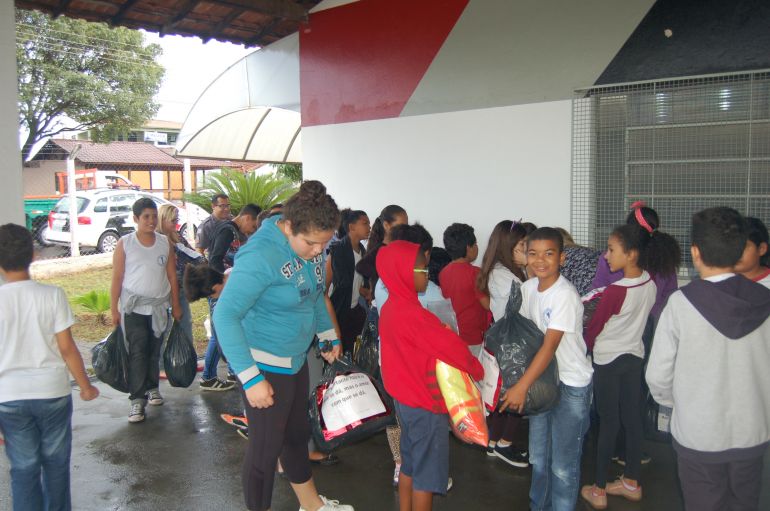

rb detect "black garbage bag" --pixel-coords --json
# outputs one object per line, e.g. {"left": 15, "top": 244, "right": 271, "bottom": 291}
{"left": 353, "top": 307, "right": 380, "bottom": 381}
{"left": 91, "top": 327, "right": 129, "bottom": 393}
{"left": 163, "top": 320, "right": 198, "bottom": 388}
{"left": 309, "top": 356, "right": 396, "bottom": 452}
{"left": 484, "top": 281, "right": 559, "bottom": 415}
{"left": 644, "top": 391, "right": 672, "bottom": 443}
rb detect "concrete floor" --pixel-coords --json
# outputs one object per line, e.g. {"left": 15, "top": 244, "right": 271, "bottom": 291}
{"left": 1, "top": 379, "right": 768, "bottom": 511}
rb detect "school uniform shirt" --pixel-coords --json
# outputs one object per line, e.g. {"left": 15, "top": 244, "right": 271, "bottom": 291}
{"left": 0, "top": 281, "right": 75, "bottom": 403}
{"left": 121, "top": 232, "right": 171, "bottom": 315}
{"left": 377, "top": 241, "right": 483, "bottom": 413}
{"left": 213, "top": 215, "right": 336, "bottom": 390}
{"left": 592, "top": 256, "right": 677, "bottom": 319}
{"left": 519, "top": 275, "right": 594, "bottom": 387}
{"left": 488, "top": 263, "right": 523, "bottom": 322}
{"left": 752, "top": 267, "right": 770, "bottom": 289}
{"left": 439, "top": 262, "right": 488, "bottom": 346}
{"left": 585, "top": 271, "right": 657, "bottom": 365}
{"left": 646, "top": 273, "right": 770, "bottom": 456}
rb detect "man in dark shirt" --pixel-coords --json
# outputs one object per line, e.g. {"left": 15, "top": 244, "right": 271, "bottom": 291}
{"left": 195, "top": 194, "right": 232, "bottom": 256}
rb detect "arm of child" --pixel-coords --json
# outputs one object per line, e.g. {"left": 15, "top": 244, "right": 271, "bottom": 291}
{"left": 424, "top": 322, "right": 484, "bottom": 381}
{"left": 320, "top": 294, "right": 342, "bottom": 363}
{"left": 56, "top": 327, "right": 99, "bottom": 401}
{"left": 499, "top": 328, "right": 562, "bottom": 414}
{"left": 645, "top": 302, "right": 678, "bottom": 407}
{"left": 166, "top": 243, "right": 182, "bottom": 321}
{"left": 110, "top": 239, "right": 126, "bottom": 326}
{"left": 325, "top": 255, "right": 333, "bottom": 295}
{"left": 478, "top": 293, "right": 490, "bottom": 311}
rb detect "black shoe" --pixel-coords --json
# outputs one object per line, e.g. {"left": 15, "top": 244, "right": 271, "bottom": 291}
{"left": 493, "top": 445, "right": 529, "bottom": 468}
{"left": 199, "top": 377, "right": 235, "bottom": 391}
{"left": 237, "top": 428, "right": 248, "bottom": 440}
{"left": 226, "top": 372, "right": 238, "bottom": 383}
{"left": 310, "top": 453, "right": 340, "bottom": 466}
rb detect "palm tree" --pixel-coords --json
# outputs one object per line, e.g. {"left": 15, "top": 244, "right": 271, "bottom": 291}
{"left": 184, "top": 168, "right": 298, "bottom": 214}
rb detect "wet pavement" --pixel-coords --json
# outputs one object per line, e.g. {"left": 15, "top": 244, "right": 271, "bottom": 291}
{"left": 1, "top": 374, "right": 769, "bottom": 511}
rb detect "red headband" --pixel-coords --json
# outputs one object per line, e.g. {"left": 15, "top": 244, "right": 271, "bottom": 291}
{"left": 631, "top": 201, "right": 654, "bottom": 234}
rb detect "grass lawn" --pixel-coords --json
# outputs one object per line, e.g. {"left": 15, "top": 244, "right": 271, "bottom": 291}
{"left": 38, "top": 267, "right": 210, "bottom": 355}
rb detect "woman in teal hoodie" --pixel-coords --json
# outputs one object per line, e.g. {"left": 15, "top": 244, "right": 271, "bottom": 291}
{"left": 214, "top": 181, "right": 354, "bottom": 511}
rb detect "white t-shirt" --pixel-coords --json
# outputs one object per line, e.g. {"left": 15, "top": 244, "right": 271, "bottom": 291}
{"left": 121, "top": 232, "right": 171, "bottom": 315}
{"left": 488, "top": 263, "right": 523, "bottom": 322}
{"left": 0, "top": 281, "right": 75, "bottom": 403}
{"left": 755, "top": 270, "right": 770, "bottom": 289}
{"left": 519, "top": 275, "right": 593, "bottom": 387}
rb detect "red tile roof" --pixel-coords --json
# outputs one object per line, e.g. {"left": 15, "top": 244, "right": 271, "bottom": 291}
{"left": 47, "top": 139, "right": 254, "bottom": 170}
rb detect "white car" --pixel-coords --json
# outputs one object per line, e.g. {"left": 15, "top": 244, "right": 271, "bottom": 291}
{"left": 45, "top": 189, "right": 204, "bottom": 253}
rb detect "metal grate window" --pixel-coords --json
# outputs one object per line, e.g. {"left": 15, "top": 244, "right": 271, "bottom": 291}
{"left": 572, "top": 70, "right": 770, "bottom": 275}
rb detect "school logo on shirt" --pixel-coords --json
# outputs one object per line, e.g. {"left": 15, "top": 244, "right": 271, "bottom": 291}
{"left": 543, "top": 308, "right": 552, "bottom": 328}
{"left": 157, "top": 255, "right": 167, "bottom": 266}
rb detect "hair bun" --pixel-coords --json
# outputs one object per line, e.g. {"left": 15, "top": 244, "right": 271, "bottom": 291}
{"left": 299, "top": 180, "right": 327, "bottom": 201}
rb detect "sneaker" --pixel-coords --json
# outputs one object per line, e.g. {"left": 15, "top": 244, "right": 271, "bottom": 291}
{"left": 486, "top": 442, "right": 497, "bottom": 456}
{"left": 392, "top": 463, "right": 401, "bottom": 487}
{"left": 446, "top": 477, "right": 453, "bottom": 492}
{"left": 146, "top": 388, "right": 164, "bottom": 406}
{"left": 614, "top": 452, "right": 652, "bottom": 466}
{"left": 227, "top": 372, "right": 238, "bottom": 383}
{"left": 237, "top": 428, "right": 248, "bottom": 440}
{"left": 199, "top": 377, "right": 235, "bottom": 391}
{"left": 220, "top": 413, "right": 248, "bottom": 429}
{"left": 493, "top": 444, "right": 529, "bottom": 468}
{"left": 606, "top": 477, "right": 643, "bottom": 502}
{"left": 299, "top": 495, "right": 354, "bottom": 511}
{"left": 128, "top": 402, "right": 145, "bottom": 423}
{"left": 580, "top": 485, "right": 608, "bottom": 510}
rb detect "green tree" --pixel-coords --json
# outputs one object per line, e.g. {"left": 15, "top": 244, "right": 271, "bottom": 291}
{"left": 16, "top": 9, "right": 164, "bottom": 161}
{"left": 184, "top": 168, "right": 298, "bottom": 214}
{"left": 276, "top": 163, "right": 303, "bottom": 183}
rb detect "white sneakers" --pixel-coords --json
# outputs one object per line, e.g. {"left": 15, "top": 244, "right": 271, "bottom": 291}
{"left": 299, "top": 495, "right": 354, "bottom": 511}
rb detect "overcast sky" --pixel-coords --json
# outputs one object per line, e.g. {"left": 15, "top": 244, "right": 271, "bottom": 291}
{"left": 142, "top": 31, "right": 253, "bottom": 124}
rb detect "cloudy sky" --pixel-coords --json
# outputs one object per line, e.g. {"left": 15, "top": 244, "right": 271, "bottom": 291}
{"left": 142, "top": 31, "right": 253, "bottom": 123}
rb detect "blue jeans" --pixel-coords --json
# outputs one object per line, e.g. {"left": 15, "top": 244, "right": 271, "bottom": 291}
{"left": 0, "top": 396, "right": 73, "bottom": 511}
{"left": 529, "top": 382, "right": 592, "bottom": 511}
{"left": 202, "top": 297, "right": 232, "bottom": 380}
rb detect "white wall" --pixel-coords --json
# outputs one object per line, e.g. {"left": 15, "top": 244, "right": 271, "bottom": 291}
{"left": 304, "top": 100, "right": 572, "bottom": 256}
{"left": 0, "top": 1, "right": 24, "bottom": 225}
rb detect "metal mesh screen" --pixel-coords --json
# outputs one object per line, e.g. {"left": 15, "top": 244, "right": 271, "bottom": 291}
{"left": 572, "top": 70, "right": 770, "bottom": 275}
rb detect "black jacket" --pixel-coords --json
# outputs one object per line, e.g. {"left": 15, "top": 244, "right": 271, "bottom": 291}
{"left": 329, "top": 235, "right": 366, "bottom": 320}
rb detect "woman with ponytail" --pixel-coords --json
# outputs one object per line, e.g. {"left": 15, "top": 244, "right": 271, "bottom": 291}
{"left": 326, "top": 208, "right": 371, "bottom": 354}
{"left": 214, "top": 181, "right": 354, "bottom": 511}
{"left": 355, "top": 205, "right": 408, "bottom": 303}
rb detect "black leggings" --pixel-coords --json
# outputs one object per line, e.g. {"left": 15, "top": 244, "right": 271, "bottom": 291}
{"left": 241, "top": 363, "right": 312, "bottom": 511}
{"left": 594, "top": 354, "right": 644, "bottom": 488}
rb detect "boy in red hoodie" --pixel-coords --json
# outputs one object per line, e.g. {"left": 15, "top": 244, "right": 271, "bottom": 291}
{"left": 377, "top": 240, "right": 484, "bottom": 511}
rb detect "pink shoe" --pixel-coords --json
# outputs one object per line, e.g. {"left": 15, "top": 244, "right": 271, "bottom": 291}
{"left": 580, "top": 484, "right": 607, "bottom": 509}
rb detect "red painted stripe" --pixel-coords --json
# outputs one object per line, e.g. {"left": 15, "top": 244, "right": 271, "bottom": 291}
{"left": 300, "top": 0, "right": 469, "bottom": 127}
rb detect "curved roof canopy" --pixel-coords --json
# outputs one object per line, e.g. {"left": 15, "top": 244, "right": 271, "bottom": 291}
{"left": 175, "top": 33, "right": 302, "bottom": 163}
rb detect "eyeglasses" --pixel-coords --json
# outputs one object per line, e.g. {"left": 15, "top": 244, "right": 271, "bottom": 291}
{"left": 215, "top": 203, "right": 231, "bottom": 209}
{"left": 413, "top": 268, "right": 429, "bottom": 275}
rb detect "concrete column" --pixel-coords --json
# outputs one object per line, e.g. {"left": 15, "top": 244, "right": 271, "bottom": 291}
{"left": 0, "top": 3, "right": 23, "bottom": 225}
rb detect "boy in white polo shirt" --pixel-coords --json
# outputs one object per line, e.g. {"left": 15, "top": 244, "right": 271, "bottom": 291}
{"left": 0, "top": 223, "right": 99, "bottom": 510}
{"left": 499, "top": 227, "right": 594, "bottom": 511}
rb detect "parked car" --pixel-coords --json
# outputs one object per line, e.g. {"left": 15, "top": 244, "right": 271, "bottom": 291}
{"left": 44, "top": 189, "right": 204, "bottom": 253}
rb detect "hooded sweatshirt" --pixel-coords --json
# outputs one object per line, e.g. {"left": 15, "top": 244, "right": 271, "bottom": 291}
{"left": 377, "top": 241, "right": 484, "bottom": 413}
{"left": 646, "top": 273, "right": 770, "bottom": 458}
{"left": 214, "top": 215, "right": 336, "bottom": 390}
